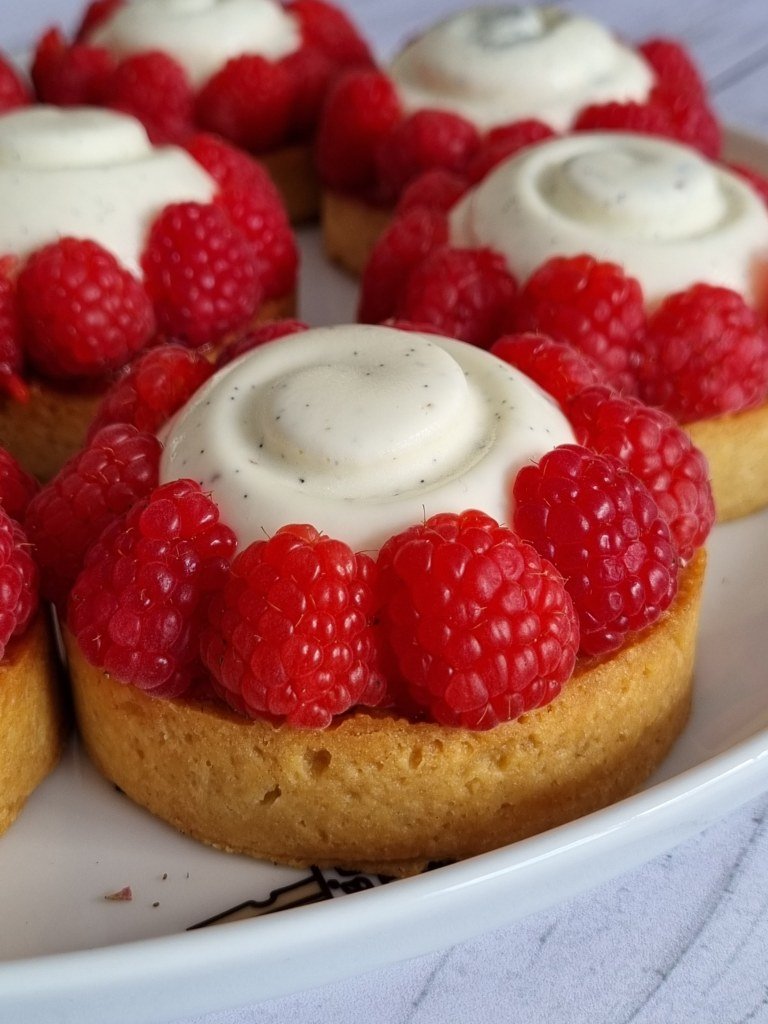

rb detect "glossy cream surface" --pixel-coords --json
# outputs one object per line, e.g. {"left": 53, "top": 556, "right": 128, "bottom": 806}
{"left": 89, "top": 0, "right": 301, "bottom": 86}
{"left": 159, "top": 325, "right": 575, "bottom": 550}
{"left": 389, "top": 6, "right": 653, "bottom": 131}
{"left": 0, "top": 106, "right": 216, "bottom": 274}
{"left": 450, "top": 132, "right": 768, "bottom": 306}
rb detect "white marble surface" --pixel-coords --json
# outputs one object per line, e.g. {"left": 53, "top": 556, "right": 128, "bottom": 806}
{"left": 3, "top": 1, "right": 768, "bottom": 1022}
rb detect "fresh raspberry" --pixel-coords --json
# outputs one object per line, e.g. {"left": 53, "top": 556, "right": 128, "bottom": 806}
{"left": 76, "top": 0, "right": 124, "bottom": 40}
{"left": 0, "top": 449, "right": 38, "bottom": 523}
{"left": 636, "top": 284, "right": 768, "bottom": 422}
{"left": 515, "top": 255, "right": 645, "bottom": 395}
{"left": 70, "top": 480, "right": 236, "bottom": 697}
{"left": 278, "top": 45, "right": 334, "bottom": 139}
{"left": 87, "top": 345, "right": 213, "bottom": 440}
{"left": 377, "top": 510, "right": 578, "bottom": 728}
{"left": 491, "top": 332, "right": 609, "bottom": 407}
{"left": 0, "top": 55, "right": 30, "bottom": 111}
{"left": 396, "top": 169, "right": 469, "bottom": 214}
{"left": 103, "top": 51, "right": 194, "bottom": 145}
{"left": 0, "top": 510, "right": 38, "bottom": 660}
{"left": 291, "top": 0, "right": 373, "bottom": 66}
{"left": 141, "top": 201, "right": 262, "bottom": 348}
{"left": 512, "top": 444, "right": 679, "bottom": 657}
{"left": 567, "top": 385, "right": 715, "bottom": 561}
{"left": 376, "top": 110, "right": 481, "bottom": 200}
{"left": 399, "top": 247, "right": 518, "bottom": 350}
{"left": 215, "top": 319, "right": 309, "bottom": 368}
{"left": 358, "top": 206, "right": 448, "bottom": 325}
{"left": 25, "top": 424, "right": 161, "bottom": 607}
{"left": 215, "top": 185, "right": 298, "bottom": 300}
{"left": 201, "top": 524, "right": 384, "bottom": 727}
{"left": 185, "top": 132, "right": 268, "bottom": 193}
{"left": 639, "top": 39, "right": 707, "bottom": 103}
{"left": 729, "top": 162, "right": 768, "bottom": 206}
{"left": 17, "top": 238, "right": 155, "bottom": 381}
{"left": 466, "top": 119, "right": 556, "bottom": 184}
{"left": 316, "top": 69, "right": 402, "bottom": 193}
{"left": 0, "top": 263, "right": 27, "bottom": 402}
{"left": 32, "top": 28, "right": 114, "bottom": 105}
{"left": 655, "top": 87, "right": 721, "bottom": 160}
{"left": 195, "top": 55, "right": 293, "bottom": 152}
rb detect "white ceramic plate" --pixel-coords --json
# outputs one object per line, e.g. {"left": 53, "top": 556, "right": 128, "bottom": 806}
{"left": 3, "top": 134, "right": 768, "bottom": 1024}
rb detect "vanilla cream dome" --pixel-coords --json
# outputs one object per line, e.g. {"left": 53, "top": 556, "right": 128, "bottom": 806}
{"left": 389, "top": 6, "right": 653, "bottom": 132}
{"left": 0, "top": 106, "right": 216, "bottom": 275}
{"left": 450, "top": 132, "right": 768, "bottom": 307}
{"left": 159, "top": 325, "right": 575, "bottom": 550}
{"left": 88, "top": 0, "right": 301, "bottom": 87}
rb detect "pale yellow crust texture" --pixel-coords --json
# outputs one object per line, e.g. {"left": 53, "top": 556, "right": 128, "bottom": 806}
{"left": 321, "top": 190, "right": 393, "bottom": 277}
{"left": 67, "top": 552, "right": 705, "bottom": 877}
{"left": 0, "top": 291, "right": 297, "bottom": 482}
{"left": 0, "top": 615, "right": 67, "bottom": 836}
{"left": 261, "top": 144, "right": 321, "bottom": 225}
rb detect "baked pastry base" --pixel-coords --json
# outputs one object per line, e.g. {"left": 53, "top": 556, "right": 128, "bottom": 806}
{"left": 0, "top": 615, "right": 67, "bottom": 836}
{"left": 686, "top": 400, "right": 768, "bottom": 522}
{"left": 261, "top": 144, "right": 320, "bottom": 225}
{"left": 0, "top": 290, "right": 296, "bottom": 482}
{"left": 66, "top": 552, "right": 704, "bottom": 877}
{"left": 321, "top": 190, "right": 393, "bottom": 276}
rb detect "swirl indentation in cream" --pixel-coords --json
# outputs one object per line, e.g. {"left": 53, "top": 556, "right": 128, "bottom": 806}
{"left": 0, "top": 106, "right": 216, "bottom": 274}
{"left": 89, "top": 0, "right": 301, "bottom": 87}
{"left": 450, "top": 132, "right": 768, "bottom": 306}
{"left": 159, "top": 325, "right": 575, "bottom": 550}
{"left": 389, "top": 6, "right": 653, "bottom": 131}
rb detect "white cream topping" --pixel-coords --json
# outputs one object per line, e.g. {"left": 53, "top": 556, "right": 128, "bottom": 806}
{"left": 89, "top": 0, "right": 301, "bottom": 87}
{"left": 0, "top": 106, "right": 216, "bottom": 275}
{"left": 159, "top": 325, "right": 575, "bottom": 551}
{"left": 450, "top": 132, "right": 768, "bottom": 308}
{"left": 389, "top": 6, "right": 653, "bottom": 131}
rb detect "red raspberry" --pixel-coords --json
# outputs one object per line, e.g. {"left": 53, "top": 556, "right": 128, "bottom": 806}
{"left": 574, "top": 94, "right": 720, "bottom": 160}
{"left": 396, "top": 169, "right": 469, "bottom": 214}
{"left": 278, "top": 46, "right": 334, "bottom": 139}
{"left": 201, "top": 524, "right": 383, "bottom": 727}
{"left": 17, "top": 238, "right": 155, "bottom": 381}
{"left": 195, "top": 56, "right": 293, "bottom": 152}
{"left": 316, "top": 69, "right": 402, "bottom": 193}
{"left": 567, "top": 385, "right": 715, "bottom": 561}
{"left": 376, "top": 111, "right": 481, "bottom": 200}
{"left": 25, "top": 424, "right": 161, "bottom": 607}
{"left": 377, "top": 510, "right": 579, "bottom": 729}
{"left": 0, "top": 449, "right": 38, "bottom": 523}
{"left": 87, "top": 345, "right": 213, "bottom": 440}
{"left": 512, "top": 444, "right": 679, "bottom": 657}
{"left": 70, "top": 480, "right": 236, "bottom": 697}
{"left": 185, "top": 132, "right": 268, "bottom": 193}
{"left": 103, "top": 51, "right": 194, "bottom": 145}
{"left": 0, "top": 510, "right": 38, "bottom": 660}
{"left": 491, "top": 332, "right": 609, "bottom": 407}
{"left": 358, "top": 206, "right": 448, "bottom": 325}
{"left": 0, "top": 263, "right": 27, "bottom": 402}
{"left": 729, "top": 163, "right": 768, "bottom": 206}
{"left": 399, "top": 247, "right": 518, "bottom": 350}
{"left": 637, "top": 284, "right": 768, "bottom": 422}
{"left": 639, "top": 39, "right": 707, "bottom": 101}
{"left": 655, "top": 88, "right": 721, "bottom": 160}
{"left": 141, "top": 202, "right": 262, "bottom": 348}
{"left": 0, "top": 55, "right": 30, "bottom": 111}
{"left": 291, "top": 0, "right": 373, "bottom": 67}
{"left": 515, "top": 255, "right": 645, "bottom": 395}
{"left": 215, "top": 185, "right": 297, "bottom": 300}
{"left": 215, "top": 319, "right": 309, "bottom": 369}
{"left": 32, "top": 28, "right": 114, "bottom": 105}
{"left": 466, "top": 119, "right": 556, "bottom": 184}
{"left": 76, "top": 0, "right": 124, "bottom": 40}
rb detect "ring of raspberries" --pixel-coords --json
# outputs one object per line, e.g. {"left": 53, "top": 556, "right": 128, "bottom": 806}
{"left": 24, "top": 320, "right": 714, "bottom": 732}
{"left": 317, "top": 38, "right": 725, "bottom": 206}
{"left": 28, "top": 0, "right": 373, "bottom": 149}
{"left": 0, "top": 131, "right": 296, "bottom": 398}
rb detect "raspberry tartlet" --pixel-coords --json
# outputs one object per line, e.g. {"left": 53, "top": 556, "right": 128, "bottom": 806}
{"left": 361, "top": 131, "right": 768, "bottom": 522}
{"left": 0, "top": 448, "right": 65, "bottom": 836}
{"left": 317, "top": 5, "right": 721, "bottom": 273}
{"left": 32, "top": 0, "right": 373, "bottom": 222}
{"left": 39, "top": 324, "right": 710, "bottom": 874}
{"left": 0, "top": 105, "right": 297, "bottom": 480}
